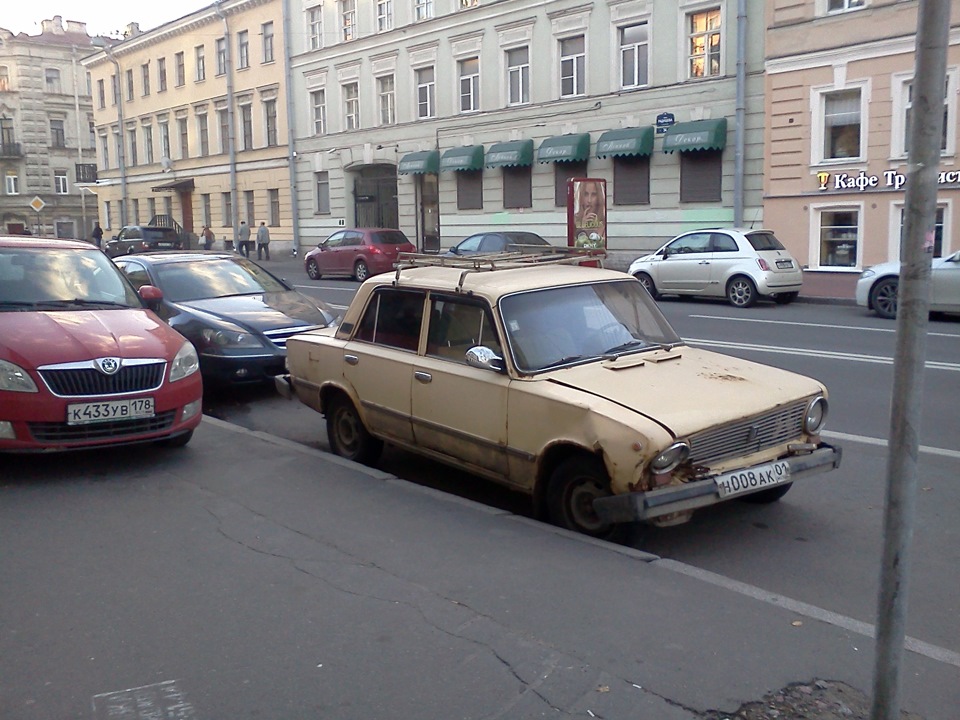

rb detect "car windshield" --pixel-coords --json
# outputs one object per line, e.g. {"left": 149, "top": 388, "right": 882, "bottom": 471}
{"left": 500, "top": 279, "right": 682, "bottom": 373}
{"left": 505, "top": 233, "right": 549, "bottom": 246}
{"left": 371, "top": 231, "right": 410, "bottom": 245}
{"left": 154, "top": 257, "right": 288, "bottom": 302}
{"left": 0, "top": 247, "right": 142, "bottom": 310}
{"left": 142, "top": 228, "right": 179, "bottom": 241}
{"left": 746, "top": 232, "right": 786, "bottom": 251}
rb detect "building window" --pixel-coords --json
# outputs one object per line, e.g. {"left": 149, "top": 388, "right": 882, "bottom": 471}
{"left": 343, "top": 82, "right": 359, "bottom": 130}
{"left": 45, "top": 68, "right": 61, "bottom": 94}
{"left": 202, "top": 194, "right": 212, "bottom": 227}
{"left": 218, "top": 108, "right": 229, "bottom": 153}
{"left": 688, "top": 8, "right": 721, "bottom": 79}
{"left": 457, "top": 171, "right": 482, "bottom": 210}
{"left": 164, "top": 196, "right": 173, "bottom": 218}
{"left": 459, "top": 57, "right": 480, "bottom": 113}
{"left": 216, "top": 38, "right": 227, "bottom": 75}
{"left": 159, "top": 121, "right": 170, "bottom": 158}
{"left": 97, "top": 79, "right": 106, "bottom": 109}
{"left": 126, "top": 69, "right": 135, "bottom": 101}
{"left": 819, "top": 88, "right": 862, "bottom": 161}
{"left": 175, "top": 52, "right": 185, "bottom": 86}
{"left": 269, "top": 188, "right": 280, "bottom": 226}
{"left": 416, "top": 67, "right": 435, "bottom": 119}
{"left": 178, "top": 117, "right": 189, "bottom": 159}
{"left": 308, "top": 6, "right": 323, "bottom": 50}
{"left": 100, "top": 134, "right": 110, "bottom": 168}
{"left": 52, "top": 170, "right": 68, "bottom": 194}
{"left": 50, "top": 119, "right": 66, "bottom": 148}
{"left": 560, "top": 36, "right": 585, "bottom": 98}
{"left": 148, "top": 197, "right": 156, "bottom": 222}
{"left": 818, "top": 208, "right": 860, "bottom": 268}
{"left": 459, "top": 0, "right": 479, "bottom": 7}
{"left": 377, "top": 76, "right": 396, "bottom": 125}
{"left": 898, "top": 75, "right": 952, "bottom": 157}
{"left": 377, "top": 0, "right": 393, "bottom": 32}
{"left": 88, "top": 119, "right": 96, "bottom": 148}
{"left": 127, "top": 127, "right": 138, "bottom": 165}
{"left": 315, "top": 171, "right": 330, "bottom": 214}
{"left": 264, "top": 100, "right": 278, "bottom": 146}
{"left": 143, "top": 125, "right": 154, "bottom": 164}
{"left": 620, "top": 22, "right": 649, "bottom": 89}
{"left": 158, "top": 57, "right": 167, "bottom": 91}
{"left": 827, "top": 0, "right": 865, "bottom": 12}
{"left": 613, "top": 156, "right": 651, "bottom": 205}
{"left": 262, "top": 22, "right": 275, "bottom": 63}
{"left": 196, "top": 46, "right": 206, "bottom": 82}
{"left": 899, "top": 206, "right": 946, "bottom": 258}
{"left": 245, "top": 190, "right": 255, "bottom": 225}
{"left": 5, "top": 172, "right": 19, "bottom": 195}
{"left": 415, "top": 0, "right": 433, "bottom": 21}
{"left": 238, "top": 31, "right": 250, "bottom": 69}
{"left": 132, "top": 199, "right": 140, "bottom": 225}
{"left": 198, "top": 113, "right": 210, "bottom": 156}
{"left": 240, "top": 104, "right": 253, "bottom": 149}
{"left": 340, "top": 0, "right": 356, "bottom": 41}
{"left": 311, "top": 90, "right": 327, "bottom": 135}
{"left": 104, "top": 201, "right": 111, "bottom": 228}
{"left": 506, "top": 47, "right": 529, "bottom": 105}
{"left": 141, "top": 63, "right": 150, "bottom": 95}
{"left": 114, "top": 130, "right": 122, "bottom": 167}
{"left": 222, "top": 192, "right": 233, "bottom": 226}
{"left": 111, "top": 74, "right": 119, "bottom": 105}
{"left": 679, "top": 150, "right": 722, "bottom": 202}
{"left": 502, "top": 166, "right": 532, "bottom": 208}
{"left": 0, "top": 66, "right": 9, "bottom": 92}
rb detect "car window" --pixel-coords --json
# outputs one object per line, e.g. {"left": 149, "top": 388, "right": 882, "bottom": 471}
{"left": 324, "top": 232, "right": 345, "bottom": 249}
{"left": 0, "top": 247, "right": 140, "bottom": 307}
{"left": 122, "top": 228, "right": 140, "bottom": 240}
{"left": 142, "top": 228, "right": 178, "bottom": 242}
{"left": 506, "top": 232, "right": 549, "bottom": 246}
{"left": 115, "top": 260, "right": 152, "bottom": 290}
{"left": 426, "top": 296, "right": 502, "bottom": 362}
{"left": 455, "top": 235, "right": 484, "bottom": 253}
{"left": 371, "top": 231, "right": 410, "bottom": 245}
{"left": 344, "top": 232, "right": 363, "bottom": 247}
{"left": 667, "top": 233, "right": 712, "bottom": 255}
{"left": 711, "top": 234, "right": 739, "bottom": 252}
{"left": 479, "top": 235, "right": 506, "bottom": 252}
{"left": 154, "top": 258, "right": 287, "bottom": 301}
{"left": 746, "top": 232, "right": 786, "bottom": 251}
{"left": 353, "top": 288, "right": 425, "bottom": 352}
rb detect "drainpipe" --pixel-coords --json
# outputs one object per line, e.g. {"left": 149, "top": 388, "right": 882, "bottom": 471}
{"left": 99, "top": 43, "right": 127, "bottom": 228}
{"left": 282, "top": 0, "right": 301, "bottom": 256}
{"left": 733, "top": 0, "right": 747, "bottom": 227}
{"left": 71, "top": 46, "right": 88, "bottom": 236}
{"left": 216, "top": 1, "right": 238, "bottom": 245}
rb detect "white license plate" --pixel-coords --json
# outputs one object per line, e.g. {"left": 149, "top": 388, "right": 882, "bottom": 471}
{"left": 714, "top": 460, "right": 791, "bottom": 499}
{"left": 66, "top": 397, "right": 155, "bottom": 425}
{"left": 776, "top": 259, "right": 793, "bottom": 269}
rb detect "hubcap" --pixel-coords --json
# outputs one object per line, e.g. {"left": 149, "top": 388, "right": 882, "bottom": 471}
{"left": 567, "top": 478, "right": 608, "bottom": 533}
{"left": 729, "top": 281, "right": 753, "bottom": 306}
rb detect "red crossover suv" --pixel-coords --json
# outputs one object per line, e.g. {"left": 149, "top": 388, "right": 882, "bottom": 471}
{"left": 304, "top": 228, "right": 416, "bottom": 282}
{"left": 0, "top": 237, "right": 203, "bottom": 452}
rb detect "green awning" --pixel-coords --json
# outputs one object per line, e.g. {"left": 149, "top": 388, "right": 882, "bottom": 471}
{"left": 662, "top": 118, "right": 728, "bottom": 153}
{"left": 439, "top": 145, "right": 484, "bottom": 172}
{"left": 595, "top": 127, "right": 654, "bottom": 158}
{"left": 397, "top": 150, "right": 439, "bottom": 174}
{"left": 485, "top": 139, "right": 534, "bottom": 168}
{"left": 537, "top": 133, "right": 591, "bottom": 163}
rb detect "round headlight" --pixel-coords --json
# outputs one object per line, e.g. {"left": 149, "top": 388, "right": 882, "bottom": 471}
{"left": 650, "top": 442, "right": 690, "bottom": 473}
{"left": 804, "top": 396, "right": 828, "bottom": 434}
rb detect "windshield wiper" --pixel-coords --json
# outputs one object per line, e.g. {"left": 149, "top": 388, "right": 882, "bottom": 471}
{"left": 0, "top": 300, "right": 36, "bottom": 308}
{"left": 539, "top": 355, "right": 587, "bottom": 370}
{"left": 600, "top": 339, "right": 651, "bottom": 357}
{"left": 33, "top": 298, "right": 129, "bottom": 308}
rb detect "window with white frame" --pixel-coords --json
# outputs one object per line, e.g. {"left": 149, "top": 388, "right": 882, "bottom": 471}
{"left": 343, "top": 82, "right": 359, "bottom": 130}
{"left": 132, "top": 199, "right": 140, "bottom": 225}
{"left": 898, "top": 205, "right": 947, "bottom": 258}
{"left": 216, "top": 39, "right": 227, "bottom": 75}
{"left": 45, "top": 68, "right": 61, "bottom": 94}
{"left": 141, "top": 64, "right": 150, "bottom": 96}
{"left": 264, "top": 99, "right": 278, "bottom": 146}
{"left": 620, "top": 22, "right": 649, "bottom": 89}
{"left": 126, "top": 69, "right": 135, "bottom": 101}
{"left": 174, "top": 53, "right": 185, "bottom": 87}
{"left": 817, "top": 207, "right": 860, "bottom": 268}
{"left": 159, "top": 121, "right": 170, "bottom": 158}
{"left": 104, "top": 201, "right": 111, "bottom": 228}
{"left": 196, "top": 46, "right": 205, "bottom": 82}
{"left": 100, "top": 134, "right": 110, "bottom": 168}
{"left": 269, "top": 189, "right": 280, "bottom": 226}
{"left": 127, "top": 127, "right": 138, "bottom": 165}
{"left": 178, "top": 117, "right": 189, "bottom": 158}
{"left": 54, "top": 170, "right": 68, "bottom": 194}
{"left": 5, "top": 171, "right": 19, "bottom": 195}
{"left": 148, "top": 197, "right": 157, "bottom": 221}
{"left": 315, "top": 171, "right": 331, "bottom": 213}
{"left": 240, "top": 104, "right": 253, "bottom": 149}
{"left": 416, "top": 67, "right": 435, "bottom": 118}
{"left": 143, "top": 125, "right": 154, "bottom": 164}
{"left": 687, "top": 7, "right": 721, "bottom": 79}
{"left": 895, "top": 72, "right": 954, "bottom": 158}
{"left": 222, "top": 192, "right": 232, "bottom": 226}
{"left": 0, "top": 65, "right": 9, "bottom": 92}
{"left": 377, "top": 75, "right": 396, "bottom": 125}
{"left": 308, "top": 6, "right": 323, "bottom": 50}
{"left": 827, "top": 0, "right": 865, "bottom": 12}
{"left": 198, "top": 113, "right": 209, "bottom": 156}
{"left": 818, "top": 87, "right": 863, "bottom": 161}
{"left": 202, "top": 195, "right": 211, "bottom": 227}
{"left": 377, "top": 0, "right": 393, "bottom": 32}
{"left": 50, "top": 119, "right": 66, "bottom": 148}
{"left": 97, "top": 79, "right": 106, "bottom": 108}
{"left": 507, "top": 47, "right": 529, "bottom": 105}
{"left": 560, "top": 36, "right": 585, "bottom": 98}
{"left": 415, "top": 0, "right": 433, "bottom": 22}
{"left": 158, "top": 58, "right": 167, "bottom": 91}
{"left": 340, "top": 0, "right": 356, "bottom": 42}
{"left": 459, "top": 0, "right": 478, "bottom": 7}
{"left": 459, "top": 57, "right": 479, "bottom": 112}
{"left": 218, "top": 108, "right": 229, "bottom": 152}
{"left": 311, "top": 89, "right": 327, "bottom": 135}
{"left": 262, "top": 22, "right": 274, "bottom": 63}
{"left": 238, "top": 31, "right": 250, "bottom": 69}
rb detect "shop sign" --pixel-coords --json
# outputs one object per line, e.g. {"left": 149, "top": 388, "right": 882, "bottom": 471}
{"left": 817, "top": 169, "right": 960, "bottom": 192}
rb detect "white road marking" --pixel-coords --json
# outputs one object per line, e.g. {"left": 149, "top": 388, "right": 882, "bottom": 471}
{"left": 686, "top": 314, "right": 960, "bottom": 339}
{"left": 822, "top": 429, "right": 960, "bottom": 460}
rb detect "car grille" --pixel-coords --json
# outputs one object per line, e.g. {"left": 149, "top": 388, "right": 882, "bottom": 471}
{"left": 39, "top": 362, "right": 166, "bottom": 397}
{"left": 688, "top": 399, "right": 808, "bottom": 467}
{"left": 263, "top": 325, "right": 324, "bottom": 349}
{"left": 29, "top": 411, "right": 177, "bottom": 442}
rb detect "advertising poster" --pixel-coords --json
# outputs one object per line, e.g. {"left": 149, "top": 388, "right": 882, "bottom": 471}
{"left": 567, "top": 178, "right": 607, "bottom": 249}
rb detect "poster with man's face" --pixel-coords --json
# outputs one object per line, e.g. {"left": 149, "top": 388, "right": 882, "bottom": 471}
{"left": 567, "top": 178, "right": 607, "bottom": 249}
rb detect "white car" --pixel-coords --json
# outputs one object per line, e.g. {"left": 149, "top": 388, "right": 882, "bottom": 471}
{"left": 855, "top": 250, "right": 960, "bottom": 318}
{"left": 628, "top": 228, "right": 803, "bottom": 308}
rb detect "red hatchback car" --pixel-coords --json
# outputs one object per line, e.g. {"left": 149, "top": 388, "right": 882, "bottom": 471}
{"left": 0, "top": 237, "right": 203, "bottom": 452}
{"left": 304, "top": 228, "right": 415, "bottom": 282}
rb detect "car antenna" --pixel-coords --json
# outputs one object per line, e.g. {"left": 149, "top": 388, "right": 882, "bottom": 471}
{"left": 748, "top": 207, "right": 762, "bottom": 229}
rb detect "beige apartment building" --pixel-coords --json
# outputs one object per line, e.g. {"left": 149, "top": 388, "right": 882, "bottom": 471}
{"left": 82, "top": 0, "right": 290, "bottom": 247}
{"left": 765, "top": 0, "right": 960, "bottom": 282}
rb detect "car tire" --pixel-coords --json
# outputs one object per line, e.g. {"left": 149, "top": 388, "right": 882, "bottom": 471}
{"left": 773, "top": 291, "right": 799, "bottom": 305}
{"left": 306, "top": 258, "right": 322, "bottom": 280}
{"left": 353, "top": 260, "right": 370, "bottom": 282}
{"left": 156, "top": 430, "right": 193, "bottom": 448}
{"left": 546, "top": 455, "right": 623, "bottom": 541}
{"left": 326, "top": 395, "right": 383, "bottom": 466}
{"left": 633, "top": 272, "right": 660, "bottom": 299}
{"left": 738, "top": 482, "right": 793, "bottom": 504}
{"left": 870, "top": 277, "right": 899, "bottom": 319}
{"left": 726, "top": 276, "right": 757, "bottom": 308}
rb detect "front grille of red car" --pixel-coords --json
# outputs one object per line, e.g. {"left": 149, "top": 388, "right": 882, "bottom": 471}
{"left": 28, "top": 411, "right": 177, "bottom": 442}
{"left": 687, "top": 399, "right": 808, "bottom": 467}
{"left": 39, "top": 362, "right": 166, "bottom": 397}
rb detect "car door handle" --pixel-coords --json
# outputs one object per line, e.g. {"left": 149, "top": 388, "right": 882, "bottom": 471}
{"left": 344, "top": 354, "right": 359, "bottom": 365}
{"left": 698, "top": 260, "right": 710, "bottom": 265}
{"left": 414, "top": 371, "right": 432, "bottom": 384}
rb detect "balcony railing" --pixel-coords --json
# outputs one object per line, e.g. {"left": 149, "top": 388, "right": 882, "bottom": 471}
{"left": 0, "top": 142, "right": 22, "bottom": 157}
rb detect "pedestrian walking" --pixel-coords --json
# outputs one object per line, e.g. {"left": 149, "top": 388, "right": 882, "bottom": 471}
{"left": 256, "top": 222, "right": 271, "bottom": 260}
{"left": 91, "top": 222, "right": 103, "bottom": 250}
{"left": 238, "top": 221, "right": 251, "bottom": 257}
{"left": 201, "top": 225, "right": 215, "bottom": 250}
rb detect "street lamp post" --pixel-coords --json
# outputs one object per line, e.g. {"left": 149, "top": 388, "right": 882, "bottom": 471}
{"left": 93, "top": 39, "right": 127, "bottom": 228}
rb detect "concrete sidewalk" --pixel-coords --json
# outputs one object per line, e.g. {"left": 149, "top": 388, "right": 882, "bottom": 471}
{"left": 4, "top": 417, "right": 953, "bottom": 719}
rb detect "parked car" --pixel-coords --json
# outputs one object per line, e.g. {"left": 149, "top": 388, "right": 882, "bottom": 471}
{"left": 304, "top": 228, "right": 415, "bottom": 282}
{"left": 277, "top": 254, "right": 840, "bottom": 538}
{"left": 627, "top": 228, "right": 803, "bottom": 308}
{"left": 113, "top": 252, "right": 338, "bottom": 386}
{"left": 105, "top": 225, "right": 182, "bottom": 258}
{"left": 0, "top": 237, "right": 202, "bottom": 452}
{"left": 445, "top": 231, "right": 552, "bottom": 256}
{"left": 855, "top": 250, "right": 960, "bottom": 318}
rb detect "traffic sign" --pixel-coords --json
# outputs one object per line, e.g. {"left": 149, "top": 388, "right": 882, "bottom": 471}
{"left": 30, "top": 196, "right": 46, "bottom": 212}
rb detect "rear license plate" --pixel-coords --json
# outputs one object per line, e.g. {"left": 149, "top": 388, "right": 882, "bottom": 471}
{"left": 776, "top": 259, "right": 793, "bottom": 269}
{"left": 66, "top": 397, "right": 155, "bottom": 425}
{"left": 715, "top": 460, "right": 791, "bottom": 499}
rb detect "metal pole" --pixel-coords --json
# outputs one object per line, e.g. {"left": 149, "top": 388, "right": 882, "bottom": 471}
{"left": 870, "top": 2, "right": 950, "bottom": 718}
{"left": 733, "top": 0, "right": 747, "bottom": 227}
{"left": 71, "top": 47, "right": 88, "bottom": 238}
{"left": 104, "top": 46, "right": 127, "bottom": 228}
{"left": 282, "top": 0, "right": 301, "bottom": 256}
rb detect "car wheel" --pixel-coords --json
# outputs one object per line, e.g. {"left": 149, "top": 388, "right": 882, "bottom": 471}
{"left": 326, "top": 395, "right": 383, "bottom": 466}
{"left": 633, "top": 272, "right": 660, "bottom": 299}
{"left": 353, "top": 260, "right": 370, "bottom": 282}
{"left": 546, "top": 455, "right": 623, "bottom": 541}
{"left": 870, "top": 277, "right": 899, "bottom": 319}
{"left": 156, "top": 430, "right": 193, "bottom": 448}
{"left": 739, "top": 482, "right": 793, "bottom": 504}
{"left": 306, "top": 258, "right": 322, "bottom": 280}
{"left": 773, "top": 291, "right": 799, "bottom": 305}
{"left": 726, "top": 276, "right": 757, "bottom": 308}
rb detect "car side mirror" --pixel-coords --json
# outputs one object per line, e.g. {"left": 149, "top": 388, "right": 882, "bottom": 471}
{"left": 138, "top": 284, "right": 164, "bottom": 310}
{"left": 465, "top": 346, "right": 505, "bottom": 373}
{"left": 660, "top": 248, "right": 669, "bottom": 258}
{"left": 112, "top": 235, "right": 119, "bottom": 241}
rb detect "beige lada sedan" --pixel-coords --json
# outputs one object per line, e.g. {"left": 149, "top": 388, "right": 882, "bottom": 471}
{"left": 279, "top": 254, "right": 841, "bottom": 538}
